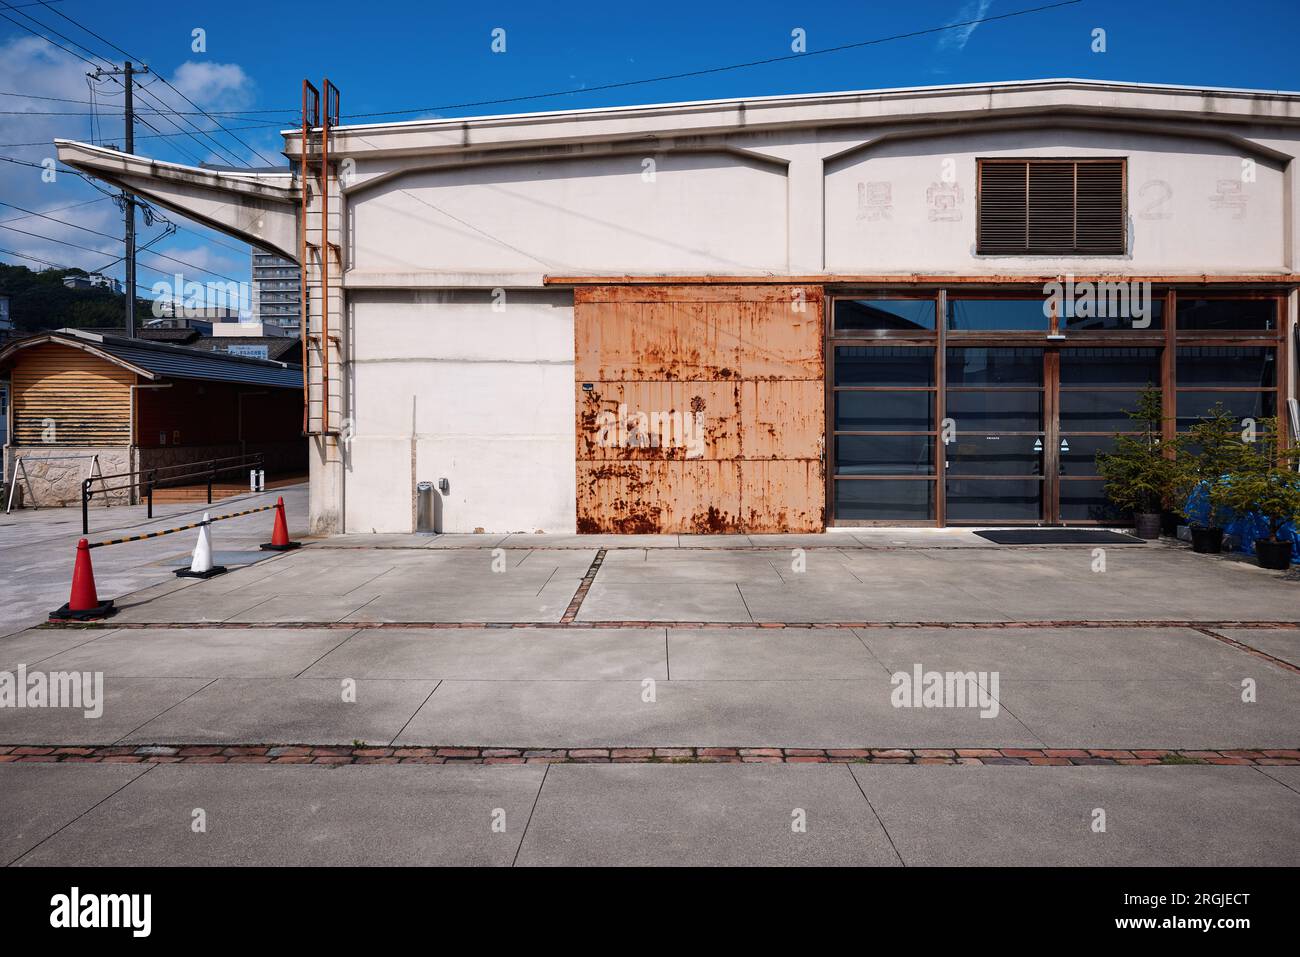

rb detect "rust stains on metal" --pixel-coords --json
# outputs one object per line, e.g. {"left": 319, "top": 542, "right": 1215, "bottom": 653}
{"left": 575, "top": 284, "right": 824, "bottom": 533}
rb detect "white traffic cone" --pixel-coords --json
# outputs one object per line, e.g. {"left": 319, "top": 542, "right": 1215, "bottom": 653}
{"left": 191, "top": 513, "right": 213, "bottom": 573}
{"left": 175, "top": 513, "right": 227, "bottom": 579}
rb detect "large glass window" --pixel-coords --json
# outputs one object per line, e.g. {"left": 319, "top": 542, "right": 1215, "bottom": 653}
{"left": 1059, "top": 391, "right": 1148, "bottom": 433}
{"left": 830, "top": 341, "right": 936, "bottom": 521}
{"left": 946, "top": 347, "right": 1043, "bottom": 386}
{"left": 835, "top": 391, "right": 933, "bottom": 432}
{"left": 834, "top": 346, "right": 934, "bottom": 386}
{"left": 835, "top": 435, "right": 933, "bottom": 475}
{"left": 1176, "top": 347, "right": 1274, "bottom": 389}
{"left": 946, "top": 479, "right": 1043, "bottom": 521}
{"left": 1059, "top": 347, "right": 1160, "bottom": 387}
{"left": 1062, "top": 296, "right": 1164, "bottom": 331}
{"left": 946, "top": 391, "right": 1044, "bottom": 432}
{"left": 834, "top": 299, "right": 935, "bottom": 333}
{"left": 1175, "top": 391, "right": 1276, "bottom": 431}
{"left": 835, "top": 480, "right": 933, "bottom": 521}
{"left": 1176, "top": 299, "right": 1276, "bottom": 332}
{"left": 827, "top": 291, "right": 1285, "bottom": 527}
{"left": 947, "top": 299, "right": 1050, "bottom": 332}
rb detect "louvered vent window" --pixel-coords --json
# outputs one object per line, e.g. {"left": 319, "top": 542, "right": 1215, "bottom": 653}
{"left": 977, "top": 159, "right": 1125, "bottom": 255}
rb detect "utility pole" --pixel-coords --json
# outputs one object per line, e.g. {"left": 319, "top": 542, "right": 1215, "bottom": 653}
{"left": 89, "top": 61, "right": 148, "bottom": 338}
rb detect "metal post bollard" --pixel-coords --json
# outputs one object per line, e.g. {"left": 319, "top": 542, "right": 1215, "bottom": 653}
{"left": 416, "top": 481, "right": 435, "bottom": 533}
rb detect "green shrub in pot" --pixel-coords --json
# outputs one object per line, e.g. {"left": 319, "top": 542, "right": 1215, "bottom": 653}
{"left": 1219, "top": 418, "right": 1300, "bottom": 571}
{"left": 1172, "top": 403, "right": 1253, "bottom": 553}
{"left": 1096, "top": 387, "right": 1181, "bottom": 539}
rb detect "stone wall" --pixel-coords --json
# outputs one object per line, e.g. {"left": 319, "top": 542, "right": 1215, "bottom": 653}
{"left": 3, "top": 446, "right": 133, "bottom": 507}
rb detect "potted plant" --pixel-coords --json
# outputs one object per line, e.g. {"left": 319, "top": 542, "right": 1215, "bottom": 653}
{"left": 1096, "top": 387, "right": 1180, "bottom": 540}
{"left": 1219, "top": 419, "right": 1300, "bottom": 571}
{"left": 1173, "top": 404, "right": 1251, "bottom": 554}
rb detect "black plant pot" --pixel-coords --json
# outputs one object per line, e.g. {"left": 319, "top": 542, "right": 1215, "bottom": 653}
{"left": 1160, "top": 511, "right": 1183, "bottom": 537}
{"left": 1255, "top": 539, "right": 1293, "bottom": 571}
{"left": 1134, "top": 512, "right": 1162, "bottom": 540}
{"left": 1190, "top": 526, "right": 1224, "bottom": 554}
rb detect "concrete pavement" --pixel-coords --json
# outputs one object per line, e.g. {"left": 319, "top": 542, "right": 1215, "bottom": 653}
{"left": 2, "top": 624, "right": 1297, "bottom": 749}
{"left": 1, "top": 516, "right": 1296, "bottom": 865}
{"left": 50, "top": 537, "right": 1296, "bottom": 625}
{"left": 0, "top": 484, "right": 310, "bottom": 638}
{"left": 4, "top": 761, "right": 1298, "bottom": 866}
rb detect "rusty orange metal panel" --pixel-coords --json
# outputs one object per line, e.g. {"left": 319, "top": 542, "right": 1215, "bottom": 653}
{"left": 737, "top": 299, "right": 824, "bottom": 380}
{"left": 738, "top": 460, "right": 824, "bottom": 532}
{"left": 739, "top": 379, "right": 823, "bottom": 460}
{"left": 575, "top": 284, "right": 824, "bottom": 533}
{"left": 577, "top": 381, "right": 741, "bottom": 461}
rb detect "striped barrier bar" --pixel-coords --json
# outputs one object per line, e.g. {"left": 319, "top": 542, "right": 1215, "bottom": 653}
{"left": 87, "top": 503, "right": 277, "bottom": 549}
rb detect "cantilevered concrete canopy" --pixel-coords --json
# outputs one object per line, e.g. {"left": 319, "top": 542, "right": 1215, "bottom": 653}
{"left": 54, "top": 140, "right": 298, "bottom": 261}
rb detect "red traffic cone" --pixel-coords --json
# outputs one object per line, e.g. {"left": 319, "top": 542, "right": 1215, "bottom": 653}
{"left": 50, "top": 538, "right": 116, "bottom": 621}
{"left": 260, "top": 496, "right": 302, "bottom": 551}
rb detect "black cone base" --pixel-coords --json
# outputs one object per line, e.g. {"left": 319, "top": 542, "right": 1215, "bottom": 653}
{"left": 174, "top": 565, "right": 228, "bottom": 579}
{"left": 49, "top": 599, "right": 116, "bottom": 622}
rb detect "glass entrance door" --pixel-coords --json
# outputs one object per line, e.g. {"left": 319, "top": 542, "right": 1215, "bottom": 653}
{"left": 942, "top": 345, "right": 1164, "bottom": 524}
{"left": 944, "top": 347, "right": 1047, "bottom": 522}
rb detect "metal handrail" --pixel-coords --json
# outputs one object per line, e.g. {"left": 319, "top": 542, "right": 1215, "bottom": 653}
{"left": 81, "top": 452, "right": 265, "bottom": 534}
{"left": 91, "top": 453, "right": 259, "bottom": 484}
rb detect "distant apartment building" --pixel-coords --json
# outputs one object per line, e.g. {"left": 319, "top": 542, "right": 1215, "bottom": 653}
{"left": 62, "top": 273, "right": 122, "bottom": 293}
{"left": 251, "top": 252, "right": 300, "bottom": 335}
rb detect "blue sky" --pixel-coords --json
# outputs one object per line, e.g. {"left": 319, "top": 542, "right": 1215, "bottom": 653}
{"left": 2, "top": 0, "right": 1299, "bottom": 292}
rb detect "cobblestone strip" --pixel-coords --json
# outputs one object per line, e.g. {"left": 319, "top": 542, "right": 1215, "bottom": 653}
{"left": 559, "top": 548, "right": 607, "bottom": 624}
{"left": 40, "top": 619, "right": 1300, "bottom": 633}
{"left": 2, "top": 746, "right": 1296, "bottom": 766}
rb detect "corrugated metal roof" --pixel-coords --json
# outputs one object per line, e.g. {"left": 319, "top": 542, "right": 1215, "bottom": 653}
{"left": 4, "top": 329, "right": 302, "bottom": 389}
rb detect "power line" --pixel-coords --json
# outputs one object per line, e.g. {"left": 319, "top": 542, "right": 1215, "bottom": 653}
{"left": 0, "top": 2, "right": 262, "bottom": 168}
{"left": 0, "top": 198, "right": 245, "bottom": 284}
{"left": 0, "top": 195, "right": 107, "bottom": 225}
{"left": 35, "top": 0, "right": 283, "bottom": 166}
{"left": 0, "top": 2, "right": 106, "bottom": 69}
{"left": 0, "top": 219, "right": 240, "bottom": 287}
{"left": 3, "top": 1, "right": 1084, "bottom": 126}
{"left": 0, "top": 197, "right": 246, "bottom": 283}
{"left": 0, "top": 122, "right": 282, "bottom": 148}
{"left": 0, "top": 244, "right": 83, "bottom": 271}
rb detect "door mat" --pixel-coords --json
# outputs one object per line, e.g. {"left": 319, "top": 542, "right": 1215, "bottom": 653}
{"left": 974, "top": 529, "right": 1145, "bottom": 545}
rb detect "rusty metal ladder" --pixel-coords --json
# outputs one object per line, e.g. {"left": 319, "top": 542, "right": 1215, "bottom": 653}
{"left": 299, "top": 78, "right": 343, "bottom": 437}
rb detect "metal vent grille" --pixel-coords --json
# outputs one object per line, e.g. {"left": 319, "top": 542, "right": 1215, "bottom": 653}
{"left": 978, "top": 159, "right": 1125, "bottom": 255}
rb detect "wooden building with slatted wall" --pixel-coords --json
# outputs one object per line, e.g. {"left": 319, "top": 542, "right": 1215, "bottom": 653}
{"left": 1, "top": 328, "right": 304, "bottom": 507}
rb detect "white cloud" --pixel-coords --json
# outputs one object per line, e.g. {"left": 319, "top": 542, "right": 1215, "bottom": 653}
{"left": 937, "top": 0, "right": 995, "bottom": 52}
{"left": 0, "top": 39, "right": 258, "bottom": 281}
{"left": 168, "top": 61, "right": 256, "bottom": 112}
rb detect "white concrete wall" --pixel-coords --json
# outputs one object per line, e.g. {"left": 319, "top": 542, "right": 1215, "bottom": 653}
{"left": 344, "top": 289, "right": 574, "bottom": 533}
{"left": 824, "top": 128, "right": 1287, "bottom": 274}
{"left": 348, "top": 152, "right": 790, "bottom": 277}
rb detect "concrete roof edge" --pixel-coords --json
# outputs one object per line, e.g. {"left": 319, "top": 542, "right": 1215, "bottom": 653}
{"left": 53, "top": 140, "right": 295, "bottom": 200}
{"left": 288, "top": 77, "right": 1300, "bottom": 138}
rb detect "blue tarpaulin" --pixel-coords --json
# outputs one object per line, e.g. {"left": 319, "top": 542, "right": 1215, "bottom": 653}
{"left": 1183, "top": 481, "right": 1299, "bottom": 558}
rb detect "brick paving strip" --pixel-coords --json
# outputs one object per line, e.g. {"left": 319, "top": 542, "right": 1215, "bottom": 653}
{"left": 2, "top": 745, "right": 1297, "bottom": 766}
{"left": 560, "top": 548, "right": 607, "bottom": 623}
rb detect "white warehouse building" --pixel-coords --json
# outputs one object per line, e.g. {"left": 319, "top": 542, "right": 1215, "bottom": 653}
{"left": 58, "top": 78, "right": 1300, "bottom": 535}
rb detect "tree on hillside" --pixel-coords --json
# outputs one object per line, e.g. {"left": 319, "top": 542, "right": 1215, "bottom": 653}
{"left": 0, "top": 263, "right": 148, "bottom": 332}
